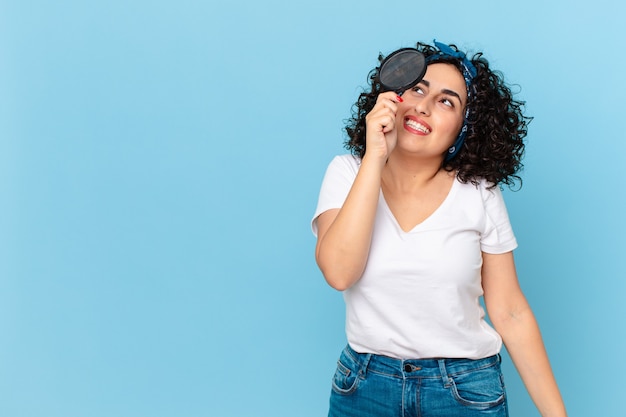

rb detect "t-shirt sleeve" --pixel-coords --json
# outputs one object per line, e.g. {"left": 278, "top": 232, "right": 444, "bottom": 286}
{"left": 480, "top": 183, "right": 518, "bottom": 254}
{"left": 311, "top": 155, "right": 359, "bottom": 237}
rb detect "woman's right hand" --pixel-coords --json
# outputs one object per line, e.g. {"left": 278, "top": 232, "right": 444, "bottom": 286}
{"left": 364, "top": 91, "right": 402, "bottom": 162}
{"left": 316, "top": 93, "right": 403, "bottom": 291}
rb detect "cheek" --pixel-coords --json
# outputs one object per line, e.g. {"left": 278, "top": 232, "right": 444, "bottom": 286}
{"left": 442, "top": 113, "right": 465, "bottom": 141}
{"left": 397, "top": 101, "right": 415, "bottom": 113}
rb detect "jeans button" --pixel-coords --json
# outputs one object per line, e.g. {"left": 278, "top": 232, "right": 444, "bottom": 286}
{"left": 403, "top": 364, "right": 412, "bottom": 372}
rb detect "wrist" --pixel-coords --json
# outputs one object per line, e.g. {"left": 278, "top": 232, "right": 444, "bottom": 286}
{"left": 361, "top": 152, "right": 387, "bottom": 171}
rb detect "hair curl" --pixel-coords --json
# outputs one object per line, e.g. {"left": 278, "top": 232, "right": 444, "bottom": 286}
{"left": 344, "top": 42, "right": 531, "bottom": 189}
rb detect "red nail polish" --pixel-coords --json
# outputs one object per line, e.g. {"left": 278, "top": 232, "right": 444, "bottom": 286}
{"left": 396, "top": 95, "right": 404, "bottom": 102}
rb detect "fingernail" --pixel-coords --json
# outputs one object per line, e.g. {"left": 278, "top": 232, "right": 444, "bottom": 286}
{"left": 396, "top": 95, "right": 404, "bottom": 102}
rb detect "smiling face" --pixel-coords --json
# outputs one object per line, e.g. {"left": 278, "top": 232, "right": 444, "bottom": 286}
{"left": 394, "top": 63, "right": 467, "bottom": 159}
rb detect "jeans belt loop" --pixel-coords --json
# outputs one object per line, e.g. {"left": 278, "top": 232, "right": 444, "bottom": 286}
{"left": 359, "top": 353, "right": 372, "bottom": 378}
{"left": 438, "top": 359, "right": 451, "bottom": 388}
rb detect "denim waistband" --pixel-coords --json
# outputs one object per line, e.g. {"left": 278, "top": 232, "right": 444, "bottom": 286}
{"left": 343, "top": 344, "right": 501, "bottom": 381}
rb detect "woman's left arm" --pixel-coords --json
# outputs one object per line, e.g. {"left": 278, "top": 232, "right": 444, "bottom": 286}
{"left": 482, "top": 251, "right": 567, "bottom": 417}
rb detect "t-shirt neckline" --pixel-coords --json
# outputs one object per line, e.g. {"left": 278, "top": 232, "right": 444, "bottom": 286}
{"left": 379, "top": 177, "right": 459, "bottom": 234}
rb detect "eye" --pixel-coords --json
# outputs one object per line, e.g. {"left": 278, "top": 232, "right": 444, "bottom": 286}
{"left": 440, "top": 97, "right": 453, "bottom": 107}
{"left": 411, "top": 85, "right": 425, "bottom": 95}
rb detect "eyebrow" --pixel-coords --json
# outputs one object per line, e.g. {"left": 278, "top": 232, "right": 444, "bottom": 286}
{"left": 420, "top": 79, "right": 464, "bottom": 105}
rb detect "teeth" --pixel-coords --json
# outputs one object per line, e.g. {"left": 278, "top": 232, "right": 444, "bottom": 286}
{"left": 405, "top": 119, "right": 430, "bottom": 133}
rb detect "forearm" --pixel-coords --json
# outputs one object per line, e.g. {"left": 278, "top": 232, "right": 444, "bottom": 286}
{"left": 494, "top": 307, "right": 567, "bottom": 417}
{"left": 316, "top": 155, "right": 384, "bottom": 290}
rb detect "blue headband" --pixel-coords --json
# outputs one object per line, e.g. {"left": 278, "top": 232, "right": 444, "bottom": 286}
{"left": 425, "top": 40, "right": 477, "bottom": 161}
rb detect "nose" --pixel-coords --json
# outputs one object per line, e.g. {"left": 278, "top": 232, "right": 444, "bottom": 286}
{"left": 414, "top": 96, "right": 431, "bottom": 115}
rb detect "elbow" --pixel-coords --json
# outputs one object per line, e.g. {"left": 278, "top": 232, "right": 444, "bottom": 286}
{"left": 318, "top": 264, "right": 362, "bottom": 291}
{"left": 315, "top": 242, "right": 365, "bottom": 291}
{"left": 324, "top": 274, "right": 354, "bottom": 291}
{"left": 489, "top": 305, "right": 537, "bottom": 340}
{"left": 316, "top": 257, "right": 362, "bottom": 291}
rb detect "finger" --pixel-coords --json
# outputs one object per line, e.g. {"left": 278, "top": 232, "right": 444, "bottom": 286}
{"left": 371, "top": 100, "right": 398, "bottom": 118}
{"left": 367, "top": 109, "right": 395, "bottom": 129}
{"left": 377, "top": 91, "right": 402, "bottom": 102}
{"left": 379, "top": 114, "right": 396, "bottom": 133}
{"left": 381, "top": 91, "right": 404, "bottom": 104}
{"left": 382, "top": 121, "right": 395, "bottom": 133}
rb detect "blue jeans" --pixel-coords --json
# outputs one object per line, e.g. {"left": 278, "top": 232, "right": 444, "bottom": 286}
{"left": 329, "top": 344, "right": 508, "bottom": 417}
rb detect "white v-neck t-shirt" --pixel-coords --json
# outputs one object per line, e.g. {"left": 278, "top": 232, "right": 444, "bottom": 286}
{"left": 312, "top": 155, "right": 518, "bottom": 359}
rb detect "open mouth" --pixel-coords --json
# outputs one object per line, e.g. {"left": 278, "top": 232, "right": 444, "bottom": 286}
{"left": 404, "top": 118, "right": 431, "bottom": 134}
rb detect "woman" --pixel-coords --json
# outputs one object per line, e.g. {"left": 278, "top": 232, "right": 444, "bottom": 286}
{"left": 311, "top": 40, "right": 567, "bottom": 417}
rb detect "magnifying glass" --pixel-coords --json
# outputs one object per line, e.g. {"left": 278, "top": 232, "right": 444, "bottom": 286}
{"left": 379, "top": 48, "right": 427, "bottom": 95}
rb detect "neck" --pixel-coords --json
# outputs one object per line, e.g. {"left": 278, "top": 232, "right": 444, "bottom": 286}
{"left": 383, "top": 153, "right": 445, "bottom": 190}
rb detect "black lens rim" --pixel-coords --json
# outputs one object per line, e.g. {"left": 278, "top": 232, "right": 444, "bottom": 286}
{"left": 379, "top": 48, "right": 427, "bottom": 94}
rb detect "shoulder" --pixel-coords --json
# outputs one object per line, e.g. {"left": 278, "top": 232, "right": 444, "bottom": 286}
{"left": 452, "top": 177, "right": 510, "bottom": 219}
{"left": 328, "top": 154, "right": 361, "bottom": 170}
{"left": 452, "top": 178, "right": 517, "bottom": 251}
{"left": 454, "top": 177, "right": 502, "bottom": 200}
{"left": 322, "top": 154, "right": 362, "bottom": 180}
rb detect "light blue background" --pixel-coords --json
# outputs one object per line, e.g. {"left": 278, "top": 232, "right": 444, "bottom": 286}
{"left": 1, "top": 0, "right": 624, "bottom": 416}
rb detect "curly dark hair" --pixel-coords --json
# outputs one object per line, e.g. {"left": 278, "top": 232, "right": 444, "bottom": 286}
{"left": 344, "top": 42, "right": 531, "bottom": 189}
